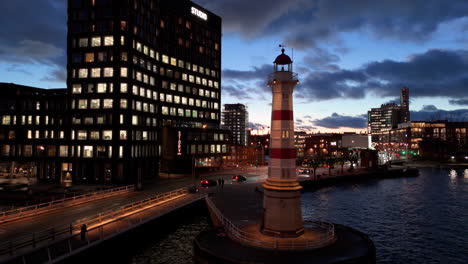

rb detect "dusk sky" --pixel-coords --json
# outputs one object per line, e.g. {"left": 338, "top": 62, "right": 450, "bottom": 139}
{"left": 1, "top": 0, "right": 468, "bottom": 134}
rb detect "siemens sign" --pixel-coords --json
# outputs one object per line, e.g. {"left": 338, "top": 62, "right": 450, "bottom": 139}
{"left": 191, "top": 7, "right": 207, "bottom": 21}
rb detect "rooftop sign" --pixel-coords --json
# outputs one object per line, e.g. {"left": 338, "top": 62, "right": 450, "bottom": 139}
{"left": 191, "top": 7, "right": 207, "bottom": 20}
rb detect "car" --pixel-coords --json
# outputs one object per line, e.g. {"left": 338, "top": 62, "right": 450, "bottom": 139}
{"left": 200, "top": 179, "right": 217, "bottom": 187}
{"left": 231, "top": 175, "right": 246, "bottom": 182}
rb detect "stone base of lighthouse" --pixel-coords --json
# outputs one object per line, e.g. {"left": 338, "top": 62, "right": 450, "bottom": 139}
{"left": 261, "top": 178, "right": 304, "bottom": 238}
{"left": 194, "top": 223, "right": 376, "bottom": 264}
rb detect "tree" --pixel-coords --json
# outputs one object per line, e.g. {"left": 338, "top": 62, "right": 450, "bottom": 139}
{"left": 326, "top": 157, "right": 335, "bottom": 176}
{"left": 311, "top": 158, "right": 322, "bottom": 180}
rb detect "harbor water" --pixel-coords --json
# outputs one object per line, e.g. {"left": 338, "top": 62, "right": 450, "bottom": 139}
{"left": 130, "top": 168, "right": 468, "bottom": 264}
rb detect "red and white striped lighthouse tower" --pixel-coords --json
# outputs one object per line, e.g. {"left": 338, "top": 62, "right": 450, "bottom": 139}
{"left": 262, "top": 48, "right": 303, "bottom": 237}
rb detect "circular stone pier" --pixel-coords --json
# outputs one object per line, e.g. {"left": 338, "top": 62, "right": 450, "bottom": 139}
{"left": 193, "top": 223, "right": 375, "bottom": 264}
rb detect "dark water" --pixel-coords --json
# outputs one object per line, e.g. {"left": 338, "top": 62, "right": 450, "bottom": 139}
{"left": 131, "top": 168, "right": 468, "bottom": 264}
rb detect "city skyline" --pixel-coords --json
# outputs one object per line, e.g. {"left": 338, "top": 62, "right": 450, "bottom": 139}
{"left": 1, "top": 0, "right": 468, "bottom": 134}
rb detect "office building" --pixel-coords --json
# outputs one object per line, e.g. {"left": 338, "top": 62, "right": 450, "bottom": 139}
{"left": 222, "top": 104, "right": 248, "bottom": 146}
{"left": 67, "top": 0, "right": 224, "bottom": 183}
{"left": 0, "top": 83, "right": 67, "bottom": 183}
{"left": 368, "top": 87, "right": 411, "bottom": 138}
{"left": 374, "top": 120, "right": 468, "bottom": 162}
{"left": 0, "top": 0, "right": 227, "bottom": 186}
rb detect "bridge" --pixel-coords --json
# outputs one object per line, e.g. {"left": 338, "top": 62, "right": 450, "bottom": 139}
{"left": 0, "top": 184, "right": 204, "bottom": 264}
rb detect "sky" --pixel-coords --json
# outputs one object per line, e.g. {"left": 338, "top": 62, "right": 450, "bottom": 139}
{"left": 1, "top": 0, "right": 468, "bottom": 134}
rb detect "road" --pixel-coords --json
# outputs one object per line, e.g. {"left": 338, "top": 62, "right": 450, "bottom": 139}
{"left": 0, "top": 168, "right": 258, "bottom": 242}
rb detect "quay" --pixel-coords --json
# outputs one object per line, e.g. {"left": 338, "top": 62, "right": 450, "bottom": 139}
{"left": 0, "top": 165, "right": 418, "bottom": 263}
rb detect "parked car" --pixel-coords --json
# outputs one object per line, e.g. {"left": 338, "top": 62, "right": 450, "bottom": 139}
{"left": 200, "top": 179, "right": 217, "bottom": 187}
{"left": 231, "top": 175, "right": 246, "bottom": 182}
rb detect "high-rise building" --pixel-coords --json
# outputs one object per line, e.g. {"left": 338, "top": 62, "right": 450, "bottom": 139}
{"left": 1, "top": 1, "right": 228, "bottom": 186}
{"left": 222, "top": 104, "right": 248, "bottom": 146}
{"left": 400, "top": 87, "right": 410, "bottom": 123}
{"left": 368, "top": 87, "right": 411, "bottom": 139}
{"left": 66, "top": 0, "right": 224, "bottom": 183}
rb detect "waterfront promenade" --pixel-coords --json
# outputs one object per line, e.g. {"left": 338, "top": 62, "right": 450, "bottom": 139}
{"left": 0, "top": 164, "right": 412, "bottom": 263}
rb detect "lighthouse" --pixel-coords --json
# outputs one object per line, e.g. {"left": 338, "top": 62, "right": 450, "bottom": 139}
{"left": 261, "top": 48, "right": 304, "bottom": 237}
{"left": 194, "top": 48, "right": 376, "bottom": 264}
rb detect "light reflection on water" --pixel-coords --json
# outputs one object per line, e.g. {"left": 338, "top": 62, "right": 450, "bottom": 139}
{"left": 302, "top": 168, "right": 468, "bottom": 264}
{"left": 130, "top": 168, "right": 467, "bottom": 264}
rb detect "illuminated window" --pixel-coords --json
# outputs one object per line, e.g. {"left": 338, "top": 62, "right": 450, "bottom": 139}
{"left": 85, "top": 53, "right": 94, "bottom": 62}
{"left": 166, "top": 94, "right": 173, "bottom": 103}
{"left": 104, "top": 36, "right": 114, "bottom": 46}
{"left": 170, "top": 57, "right": 177, "bottom": 66}
{"left": 170, "top": 107, "right": 176, "bottom": 116}
{"left": 189, "top": 98, "right": 194, "bottom": 106}
{"left": 162, "top": 55, "right": 169, "bottom": 64}
{"left": 135, "top": 101, "right": 142, "bottom": 111}
{"left": 91, "top": 68, "right": 101, "bottom": 78}
{"left": 103, "top": 67, "right": 113, "bottom": 77}
{"left": 103, "top": 130, "right": 112, "bottom": 140}
{"left": 77, "top": 130, "right": 87, "bottom": 140}
{"left": 91, "top": 37, "right": 101, "bottom": 47}
{"left": 78, "top": 68, "right": 88, "bottom": 78}
{"left": 132, "top": 115, "right": 138, "bottom": 125}
{"left": 120, "top": 130, "right": 127, "bottom": 140}
{"left": 103, "top": 99, "right": 113, "bottom": 109}
{"left": 97, "top": 83, "right": 106, "bottom": 93}
{"left": 174, "top": 96, "right": 180, "bottom": 104}
{"left": 178, "top": 108, "right": 184, "bottom": 116}
{"left": 120, "top": 99, "right": 127, "bottom": 109}
{"left": 185, "top": 109, "right": 191, "bottom": 117}
{"left": 97, "top": 116, "right": 105, "bottom": 124}
{"left": 83, "top": 146, "right": 93, "bottom": 158}
{"left": 162, "top": 106, "right": 168, "bottom": 115}
{"left": 90, "top": 99, "right": 100, "bottom": 109}
{"left": 90, "top": 131, "right": 99, "bottom": 140}
{"left": 119, "top": 146, "right": 124, "bottom": 158}
{"left": 78, "top": 99, "right": 88, "bottom": 109}
{"left": 120, "top": 83, "right": 128, "bottom": 93}
{"left": 121, "top": 67, "right": 128, "bottom": 77}
{"left": 72, "top": 84, "right": 82, "bottom": 94}
{"left": 142, "top": 131, "right": 148, "bottom": 140}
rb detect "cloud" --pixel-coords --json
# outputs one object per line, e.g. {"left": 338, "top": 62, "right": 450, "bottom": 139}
{"left": 296, "top": 49, "right": 468, "bottom": 101}
{"left": 296, "top": 125, "right": 317, "bottom": 131}
{"left": 248, "top": 122, "right": 268, "bottom": 130}
{"left": 0, "top": 40, "right": 64, "bottom": 64}
{"left": 410, "top": 108, "right": 468, "bottom": 121}
{"left": 301, "top": 47, "right": 340, "bottom": 72}
{"left": 449, "top": 99, "right": 468, "bottom": 106}
{"left": 195, "top": 0, "right": 307, "bottom": 38}
{"left": 198, "top": 0, "right": 468, "bottom": 49}
{"left": 0, "top": 0, "right": 66, "bottom": 83}
{"left": 223, "top": 64, "right": 271, "bottom": 81}
{"left": 421, "top": 105, "right": 438, "bottom": 111}
{"left": 0, "top": 0, "right": 66, "bottom": 65}
{"left": 312, "top": 113, "right": 367, "bottom": 129}
{"left": 41, "top": 68, "right": 67, "bottom": 83}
